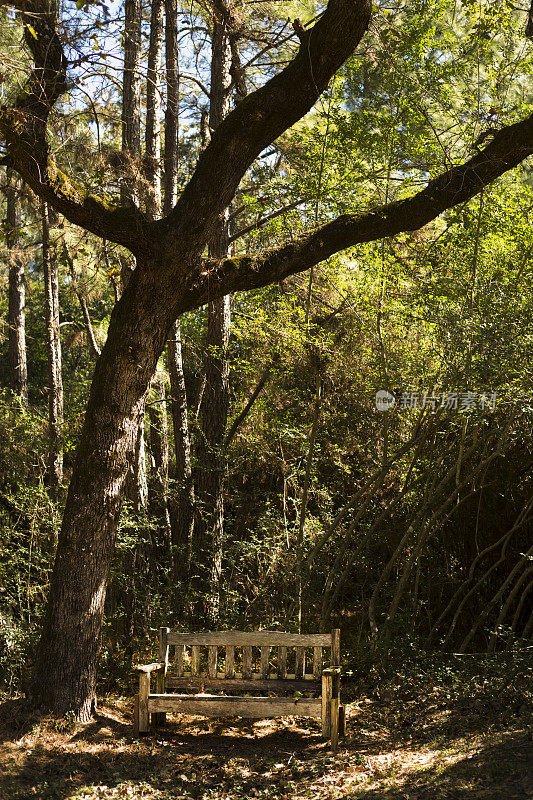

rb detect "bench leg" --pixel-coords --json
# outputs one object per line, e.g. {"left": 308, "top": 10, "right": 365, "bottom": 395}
{"left": 339, "top": 704, "right": 346, "bottom": 738}
{"left": 137, "top": 673, "right": 150, "bottom": 734}
{"left": 133, "top": 694, "right": 139, "bottom": 735}
{"left": 321, "top": 673, "right": 332, "bottom": 737}
{"left": 330, "top": 698, "right": 339, "bottom": 751}
{"left": 152, "top": 669, "right": 166, "bottom": 728}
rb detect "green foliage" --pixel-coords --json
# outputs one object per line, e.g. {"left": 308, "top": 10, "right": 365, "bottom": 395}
{"left": 1, "top": 0, "right": 533, "bottom": 697}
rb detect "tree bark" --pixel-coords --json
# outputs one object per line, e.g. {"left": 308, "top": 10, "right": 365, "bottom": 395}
{"left": 148, "top": 378, "right": 172, "bottom": 552}
{"left": 162, "top": 0, "right": 195, "bottom": 581}
{"left": 121, "top": 0, "right": 145, "bottom": 508}
{"left": 163, "top": 0, "right": 178, "bottom": 212}
{"left": 30, "top": 261, "right": 175, "bottom": 718}
{"left": 42, "top": 201, "right": 63, "bottom": 500}
{"left": 145, "top": 0, "right": 171, "bottom": 548}
{"left": 145, "top": 0, "right": 164, "bottom": 219}
{"left": 121, "top": 0, "right": 142, "bottom": 207}
{"left": 6, "top": 170, "right": 27, "bottom": 402}
{"left": 168, "top": 320, "right": 195, "bottom": 579}
{"left": 194, "top": 9, "right": 233, "bottom": 623}
{"left": 195, "top": 293, "right": 231, "bottom": 622}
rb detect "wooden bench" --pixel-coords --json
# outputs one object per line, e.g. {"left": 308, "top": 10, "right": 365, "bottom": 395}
{"left": 134, "top": 628, "right": 344, "bottom": 747}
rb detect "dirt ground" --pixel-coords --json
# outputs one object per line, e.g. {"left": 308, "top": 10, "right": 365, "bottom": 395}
{"left": 1, "top": 689, "right": 531, "bottom": 800}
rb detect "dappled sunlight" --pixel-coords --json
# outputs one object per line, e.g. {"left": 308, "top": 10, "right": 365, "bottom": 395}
{"left": 0, "top": 696, "right": 531, "bottom": 799}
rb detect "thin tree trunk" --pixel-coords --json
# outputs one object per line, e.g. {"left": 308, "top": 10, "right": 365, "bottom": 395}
{"left": 145, "top": 0, "right": 163, "bottom": 219}
{"left": 121, "top": 0, "right": 141, "bottom": 207}
{"left": 194, "top": 10, "right": 233, "bottom": 623}
{"left": 64, "top": 243, "right": 101, "bottom": 358}
{"left": 148, "top": 378, "right": 172, "bottom": 552}
{"left": 145, "top": 0, "right": 171, "bottom": 552}
{"left": 196, "top": 293, "right": 230, "bottom": 621}
{"left": 223, "top": 357, "right": 274, "bottom": 448}
{"left": 295, "top": 372, "right": 322, "bottom": 630}
{"left": 6, "top": 170, "right": 27, "bottom": 401}
{"left": 168, "top": 320, "right": 195, "bottom": 578}
{"left": 120, "top": 0, "right": 145, "bottom": 650}
{"left": 42, "top": 202, "right": 63, "bottom": 501}
{"left": 162, "top": 0, "right": 195, "bottom": 581}
{"left": 163, "top": 0, "right": 178, "bottom": 211}
{"left": 121, "top": 0, "right": 145, "bottom": 507}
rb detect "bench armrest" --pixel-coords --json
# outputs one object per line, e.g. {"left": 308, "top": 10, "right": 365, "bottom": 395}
{"left": 133, "top": 662, "right": 165, "bottom": 673}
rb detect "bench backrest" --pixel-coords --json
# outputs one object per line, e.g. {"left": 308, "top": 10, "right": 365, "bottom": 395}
{"left": 158, "top": 629, "right": 340, "bottom": 689}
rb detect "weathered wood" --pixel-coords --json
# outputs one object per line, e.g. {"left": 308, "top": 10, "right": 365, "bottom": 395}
{"left": 339, "top": 704, "right": 346, "bottom": 738}
{"left": 295, "top": 646, "right": 305, "bottom": 679}
{"left": 277, "top": 646, "right": 287, "bottom": 678}
{"left": 148, "top": 694, "right": 322, "bottom": 718}
{"left": 260, "top": 646, "right": 269, "bottom": 678}
{"left": 165, "top": 676, "right": 321, "bottom": 692}
{"left": 191, "top": 645, "right": 200, "bottom": 675}
{"left": 153, "top": 626, "right": 169, "bottom": 727}
{"left": 225, "top": 645, "right": 235, "bottom": 678}
{"left": 168, "top": 631, "right": 333, "bottom": 647}
{"left": 135, "top": 628, "right": 340, "bottom": 739}
{"left": 208, "top": 645, "right": 218, "bottom": 678}
{"left": 168, "top": 670, "right": 315, "bottom": 680}
{"left": 313, "top": 646, "right": 322, "bottom": 678}
{"left": 134, "top": 662, "right": 164, "bottom": 672}
{"left": 174, "top": 645, "right": 184, "bottom": 677}
{"left": 321, "top": 672, "right": 332, "bottom": 737}
{"left": 330, "top": 697, "right": 339, "bottom": 751}
{"left": 133, "top": 694, "right": 139, "bottom": 735}
{"left": 160, "top": 627, "right": 170, "bottom": 667}
{"left": 243, "top": 646, "right": 252, "bottom": 678}
{"left": 331, "top": 628, "right": 340, "bottom": 666}
{"left": 138, "top": 672, "right": 150, "bottom": 733}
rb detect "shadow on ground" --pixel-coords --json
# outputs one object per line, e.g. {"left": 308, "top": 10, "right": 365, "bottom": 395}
{"left": 0, "top": 697, "right": 531, "bottom": 799}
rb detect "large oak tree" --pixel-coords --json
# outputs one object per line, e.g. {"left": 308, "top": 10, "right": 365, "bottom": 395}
{"left": 2, "top": 0, "right": 533, "bottom": 718}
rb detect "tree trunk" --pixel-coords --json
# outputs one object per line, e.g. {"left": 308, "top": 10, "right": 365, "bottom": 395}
{"left": 168, "top": 320, "right": 195, "bottom": 578}
{"left": 194, "top": 12, "right": 233, "bottom": 623}
{"left": 42, "top": 202, "right": 63, "bottom": 500}
{"left": 162, "top": 0, "right": 195, "bottom": 580}
{"left": 145, "top": 0, "right": 163, "bottom": 220}
{"left": 145, "top": 0, "right": 171, "bottom": 551}
{"left": 121, "top": 0, "right": 145, "bottom": 508}
{"left": 6, "top": 170, "right": 27, "bottom": 402}
{"left": 163, "top": 0, "right": 178, "bottom": 213}
{"left": 30, "top": 262, "right": 177, "bottom": 718}
{"left": 121, "top": 0, "right": 141, "bottom": 206}
{"left": 148, "top": 378, "right": 172, "bottom": 552}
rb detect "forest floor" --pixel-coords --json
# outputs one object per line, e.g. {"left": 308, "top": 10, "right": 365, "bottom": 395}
{"left": 1, "top": 670, "right": 532, "bottom": 800}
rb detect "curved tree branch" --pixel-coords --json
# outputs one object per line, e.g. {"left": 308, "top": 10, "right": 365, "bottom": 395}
{"left": 180, "top": 111, "right": 533, "bottom": 312}
{"left": 0, "top": 0, "right": 149, "bottom": 253}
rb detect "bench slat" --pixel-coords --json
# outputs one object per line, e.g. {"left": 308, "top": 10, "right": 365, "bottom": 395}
{"left": 313, "top": 646, "right": 322, "bottom": 678}
{"left": 174, "top": 645, "right": 184, "bottom": 677}
{"left": 165, "top": 676, "right": 321, "bottom": 692}
{"left": 191, "top": 646, "right": 200, "bottom": 676}
{"left": 167, "top": 631, "right": 332, "bottom": 647}
{"left": 148, "top": 694, "right": 321, "bottom": 718}
{"left": 225, "top": 645, "right": 235, "bottom": 678}
{"left": 243, "top": 646, "right": 252, "bottom": 679}
{"left": 208, "top": 646, "right": 217, "bottom": 678}
{"left": 260, "top": 646, "right": 269, "bottom": 678}
{"left": 277, "top": 646, "right": 287, "bottom": 679}
{"left": 295, "top": 646, "right": 305, "bottom": 679}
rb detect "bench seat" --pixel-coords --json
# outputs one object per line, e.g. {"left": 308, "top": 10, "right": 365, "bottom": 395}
{"left": 147, "top": 693, "right": 323, "bottom": 718}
